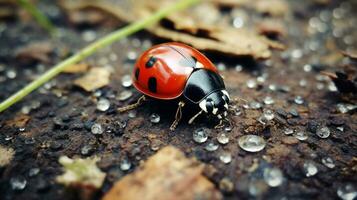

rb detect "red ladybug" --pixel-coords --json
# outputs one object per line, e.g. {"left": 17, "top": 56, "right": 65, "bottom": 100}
{"left": 119, "top": 42, "right": 230, "bottom": 130}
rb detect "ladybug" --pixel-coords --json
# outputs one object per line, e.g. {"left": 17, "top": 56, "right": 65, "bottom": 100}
{"left": 119, "top": 42, "right": 230, "bottom": 130}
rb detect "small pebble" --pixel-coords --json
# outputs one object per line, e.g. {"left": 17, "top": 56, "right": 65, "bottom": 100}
{"left": 284, "top": 128, "right": 294, "bottom": 135}
{"left": 246, "top": 79, "right": 257, "bottom": 89}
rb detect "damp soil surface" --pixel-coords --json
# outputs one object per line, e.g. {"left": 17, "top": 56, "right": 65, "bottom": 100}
{"left": 0, "top": 0, "right": 356, "bottom": 200}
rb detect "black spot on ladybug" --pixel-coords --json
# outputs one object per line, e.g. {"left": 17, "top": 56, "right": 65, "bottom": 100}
{"left": 146, "top": 56, "right": 157, "bottom": 68}
{"left": 135, "top": 68, "right": 140, "bottom": 80}
{"left": 148, "top": 77, "right": 157, "bottom": 93}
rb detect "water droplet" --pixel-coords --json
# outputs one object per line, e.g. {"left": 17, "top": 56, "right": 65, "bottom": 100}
{"left": 238, "top": 135, "right": 266, "bottom": 152}
{"left": 250, "top": 101, "right": 262, "bottom": 109}
{"left": 128, "top": 111, "right": 137, "bottom": 118}
{"left": 97, "top": 98, "right": 110, "bottom": 111}
{"left": 263, "top": 96, "right": 274, "bottom": 105}
{"left": 127, "top": 51, "right": 137, "bottom": 60}
{"left": 269, "top": 84, "right": 277, "bottom": 91}
{"left": 81, "top": 145, "right": 93, "bottom": 156}
{"left": 193, "top": 128, "right": 208, "bottom": 143}
{"left": 120, "top": 159, "right": 131, "bottom": 171}
{"left": 294, "top": 96, "right": 304, "bottom": 105}
{"left": 291, "top": 49, "right": 303, "bottom": 59}
{"left": 6, "top": 69, "right": 17, "bottom": 79}
{"left": 224, "top": 125, "right": 233, "bottom": 132}
{"left": 299, "top": 79, "right": 307, "bottom": 87}
{"left": 233, "top": 17, "right": 244, "bottom": 28}
{"left": 303, "top": 161, "right": 318, "bottom": 177}
{"left": 117, "top": 90, "right": 133, "bottom": 101}
{"left": 149, "top": 113, "right": 160, "bottom": 123}
{"left": 205, "top": 142, "right": 219, "bottom": 152}
{"left": 246, "top": 79, "right": 257, "bottom": 89}
{"left": 121, "top": 74, "right": 132, "bottom": 87}
{"left": 263, "top": 167, "right": 283, "bottom": 187}
{"left": 217, "top": 62, "right": 226, "bottom": 71}
{"left": 284, "top": 128, "right": 294, "bottom": 135}
{"left": 235, "top": 64, "right": 243, "bottom": 72}
{"left": 217, "top": 133, "right": 229, "bottom": 144}
{"left": 234, "top": 107, "right": 242, "bottom": 116}
{"left": 337, "top": 184, "right": 357, "bottom": 200}
{"left": 24, "top": 137, "right": 35, "bottom": 145}
{"left": 91, "top": 123, "right": 103, "bottom": 135}
{"left": 219, "top": 152, "right": 232, "bottom": 164}
{"left": 263, "top": 109, "right": 275, "bottom": 121}
{"left": 303, "top": 64, "right": 312, "bottom": 72}
{"left": 316, "top": 126, "right": 330, "bottom": 138}
{"left": 321, "top": 157, "right": 335, "bottom": 169}
{"left": 294, "top": 131, "right": 308, "bottom": 141}
{"left": 10, "top": 177, "right": 27, "bottom": 190}
{"left": 337, "top": 126, "right": 344, "bottom": 132}
{"left": 29, "top": 168, "right": 40, "bottom": 177}
{"left": 21, "top": 106, "right": 31, "bottom": 114}
{"left": 82, "top": 30, "right": 97, "bottom": 42}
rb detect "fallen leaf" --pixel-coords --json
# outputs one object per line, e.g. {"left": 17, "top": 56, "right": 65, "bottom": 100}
{"left": 253, "top": 0, "right": 289, "bottom": 17}
{"left": 5, "top": 114, "right": 30, "bottom": 127}
{"left": 74, "top": 67, "right": 111, "bottom": 91}
{"left": 61, "top": 0, "right": 285, "bottom": 59}
{"left": 342, "top": 50, "right": 357, "bottom": 61}
{"left": 15, "top": 41, "right": 53, "bottom": 64}
{"left": 103, "top": 146, "right": 222, "bottom": 200}
{"left": 63, "top": 63, "right": 89, "bottom": 73}
{"left": 0, "top": 146, "right": 15, "bottom": 167}
{"left": 257, "top": 19, "right": 287, "bottom": 38}
{"left": 56, "top": 156, "right": 106, "bottom": 188}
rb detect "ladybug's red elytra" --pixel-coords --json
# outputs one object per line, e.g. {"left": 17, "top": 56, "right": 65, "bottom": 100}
{"left": 119, "top": 42, "right": 230, "bottom": 130}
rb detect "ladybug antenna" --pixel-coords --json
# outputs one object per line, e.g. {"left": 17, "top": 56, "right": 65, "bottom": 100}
{"left": 188, "top": 110, "right": 203, "bottom": 124}
{"left": 117, "top": 95, "right": 146, "bottom": 113}
{"left": 170, "top": 101, "right": 185, "bottom": 131}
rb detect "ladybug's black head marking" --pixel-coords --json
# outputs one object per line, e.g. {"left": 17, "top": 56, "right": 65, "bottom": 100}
{"left": 199, "top": 90, "right": 230, "bottom": 119}
{"left": 135, "top": 68, "right": 140, "bottom": 80}
{"left": 183, "top": 68, "right": 230, "bottom": 119}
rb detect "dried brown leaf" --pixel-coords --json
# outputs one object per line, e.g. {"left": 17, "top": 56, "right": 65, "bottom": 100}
{"left": 5, "top": 114, "right": 30, "bottom": 127}
{"left": 103, "top": 146, "right": 222, "bottom": 200}
{"left": 0, "top": 146, "right": 15, "bottom": 167}
{"left": 15, "top": 41, "right": 53, "bottom": 64}
{"left": 61, "top": 0, "right": 284, "bottom": 59}
{"left": 74, "top": 67, "right": 111, "bottom": 91}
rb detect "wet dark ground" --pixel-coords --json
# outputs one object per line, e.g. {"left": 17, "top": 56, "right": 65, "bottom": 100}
{"left": 0, "top": 1, "right": 356, "bottom": 200}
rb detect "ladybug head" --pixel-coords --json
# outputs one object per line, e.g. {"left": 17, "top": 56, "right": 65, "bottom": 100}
{"left": 198, "top": 90, "right": 230, "bottom": 119}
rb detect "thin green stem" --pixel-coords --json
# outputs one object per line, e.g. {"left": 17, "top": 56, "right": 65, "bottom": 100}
{"left": 0, "top": 0, "right": 200, "bottom": 113}
{"left": 17, "top": 0, "right": 57, "bottom": 36}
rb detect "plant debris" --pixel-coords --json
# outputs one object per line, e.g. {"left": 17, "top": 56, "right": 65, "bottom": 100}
{"left": 103, "top": 146, "right": 222, "bottom": 200}
{"left": 56, "top": 156, "right": 106, "bottom": 188}
{"left": 74, "top": 67, "right": 111, "bottom": 91}
{"left": 0, "top": 146, "right": 15, "bottom": 167}
{"left": 15, "top": 41, "right": 53, "bottom": 64}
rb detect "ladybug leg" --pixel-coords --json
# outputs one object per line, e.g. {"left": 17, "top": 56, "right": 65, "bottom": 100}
{"left": 117, "top": 95, "right": 146, "bottom": 113}
{"left": 169, "top": 101, "right": 185, "bottom": 131}
{"left": 188, "top": 110, "right": 203, "bottom": 124}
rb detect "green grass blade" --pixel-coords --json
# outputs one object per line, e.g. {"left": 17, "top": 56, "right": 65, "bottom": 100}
{"left": 0, "top": 0, "right": 200, "bottom": 113}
